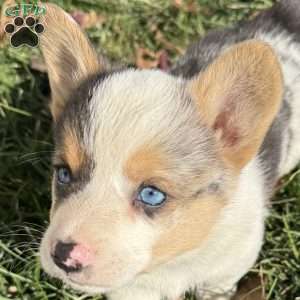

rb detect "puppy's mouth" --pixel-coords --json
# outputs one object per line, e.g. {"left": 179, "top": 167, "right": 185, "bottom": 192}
{"left": 66, "top": 276, "right": 112, "bottom": 295}
{"left": 40, "top": 248, "right": 111, "bottom": 294}
{"left": 46, "top": 263, "right": 112, "bottom": 295}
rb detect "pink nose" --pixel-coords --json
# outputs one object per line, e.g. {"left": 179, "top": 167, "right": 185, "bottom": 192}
{"left": 52, "top": 241, "right": 94, "bottom": 273}
{"left": 66, "top": 244, "right": 94, "bottom": 268}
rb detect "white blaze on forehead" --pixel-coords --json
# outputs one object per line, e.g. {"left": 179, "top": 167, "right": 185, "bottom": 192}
{"left": 87, "top": 69, "right": 189, "bottom": 156}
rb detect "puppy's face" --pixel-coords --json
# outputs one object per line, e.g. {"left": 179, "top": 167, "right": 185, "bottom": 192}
{"left": 40, "top": 70, "right": 226, "bottom": 293}
{"left": 39, "top": 4, "right": 283, "bottom": 295}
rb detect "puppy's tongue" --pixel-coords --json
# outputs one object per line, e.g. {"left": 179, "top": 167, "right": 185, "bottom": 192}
{"left": 65, "top": 244, "right": 94, "bottom": 268}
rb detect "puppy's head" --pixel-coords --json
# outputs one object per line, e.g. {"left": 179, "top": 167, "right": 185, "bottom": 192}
{"left": 39, "top": 4, "right": 283, "bottom": 294}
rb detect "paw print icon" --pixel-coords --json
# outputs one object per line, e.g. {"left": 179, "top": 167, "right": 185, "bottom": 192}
{"left": 4, "top": 16, "right": 44, "bottom": 48}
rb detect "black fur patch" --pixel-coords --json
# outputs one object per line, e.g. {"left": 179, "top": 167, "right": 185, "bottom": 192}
{"left": 53, "top": 155, "right": 94, "bottom": 201}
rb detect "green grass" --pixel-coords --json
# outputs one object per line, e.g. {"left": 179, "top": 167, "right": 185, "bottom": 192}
{"left": 0, "top": 0, "right": 299, "bottom": 299}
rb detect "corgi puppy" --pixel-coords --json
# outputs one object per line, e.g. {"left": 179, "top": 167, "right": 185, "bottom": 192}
{"left": 38, "top": 1, "right": 300, "bottom": 299}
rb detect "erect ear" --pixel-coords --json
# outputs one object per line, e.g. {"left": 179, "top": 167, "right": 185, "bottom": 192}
{"left": 39, "top": 3, "right": 105, "bottom": 120}
{"left": 188, "top": 41, "right": 283, "bottom": 170}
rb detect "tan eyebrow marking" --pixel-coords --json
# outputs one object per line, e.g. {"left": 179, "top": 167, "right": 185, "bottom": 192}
{"left": 124, "top": 145, "right": 167, "bottom": 184}
{"left": 60, "top": 127, "right": 87, "bottom": 173}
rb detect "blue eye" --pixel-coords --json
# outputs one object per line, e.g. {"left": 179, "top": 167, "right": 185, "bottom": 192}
{"left": 56, "top": 167, "right": 72, "bottom": 184}
{"left": 138, "top": 186, "right": 166, "bottom": 206}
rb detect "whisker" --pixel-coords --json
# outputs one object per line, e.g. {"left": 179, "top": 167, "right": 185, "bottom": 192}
{"left": 10, "top": 242, "right": 40, "bottom": 248}
{"left": 17, "top": 158, "right": 43, "bottom": 165}
{"left": 19, "top": 150, "right": 55, "bottom": 159}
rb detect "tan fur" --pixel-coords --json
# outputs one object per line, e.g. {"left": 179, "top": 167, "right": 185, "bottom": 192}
{"left": 151, "top": 193, "right": 226, "bottom": 267}
{"left": 125, "top": 146, "right": 167, "bottom": 184}
{"left": 188, "top": 41, "right": 283, "bottom": 169}
{"left": 39, "top": 3, "right": 104, "bottom": 119}
{"left": 60, "top": 128, "right": 86, "bottom": 173}
{"left": 124, "top": 145, "right": 187, "bottom": 199}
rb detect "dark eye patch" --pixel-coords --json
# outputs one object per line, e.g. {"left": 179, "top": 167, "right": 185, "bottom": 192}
{"left": 52, "top": 153, "right": 94, "bottom": 203}
{"left": 55, "top": 165, "right": 72, "bottom": 185}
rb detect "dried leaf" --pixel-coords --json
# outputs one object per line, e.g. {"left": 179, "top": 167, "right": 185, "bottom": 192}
{"left": 173, "top": 0, "right": 183, "bottom": 8}
{"left": 155, "top": 30, "right": 184, "bottom": 54}
{"left": 136, "top": 47, "right": 171, "bottom": 70}
{"left": 233, "top": 273, "right": 266, "bottom": 300}
{"left": 136, "top": 47, "right": 158, "bottom": 69}
{"left": 157, "top": 50, "right": 170, "bottom": 71}
{"left": 173, "top": 0, "right": 200, "bottom": 13}
{"left": 71, "top": 10, "right": 106, "bottom": 29}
